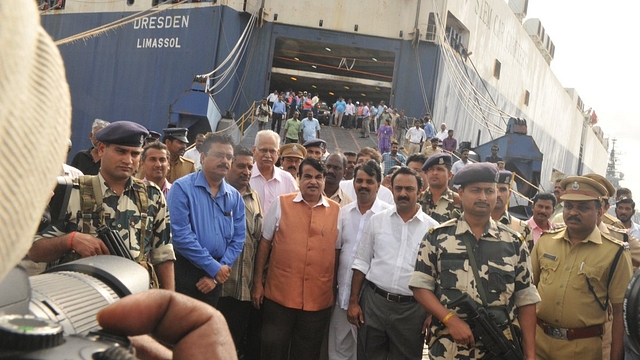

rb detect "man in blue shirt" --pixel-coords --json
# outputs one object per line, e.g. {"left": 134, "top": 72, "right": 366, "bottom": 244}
{"left": 300, "top": 111, "right": 321, "bottom": 142}
{"left": 333, "top": 96, "right": 347, "bottom": 128}
{"left": 423, "top": 115, "right": 435, "bottom": 139}
{"left": 271, "top": 94, "right": 287, "bottom": 135}
{"left": 381, "top": 140, "right": 406, "bottom": 175}
{"left": 168, "top": 133, "right": 246, "bottom": 308}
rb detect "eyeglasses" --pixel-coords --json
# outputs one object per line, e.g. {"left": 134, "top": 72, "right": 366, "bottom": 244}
{"left": 257, "top": 148, "right": 278, "bottom": 155}
{"left": 206, "top": 152, "right": 233, "bottom": 161}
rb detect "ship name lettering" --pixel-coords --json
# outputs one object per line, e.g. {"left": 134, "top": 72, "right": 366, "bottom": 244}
{"left": 133, "top": 15, "right": 190, "bottom": 30}
{"left": 136, "top": 37, "right": 182, "bottom": 48}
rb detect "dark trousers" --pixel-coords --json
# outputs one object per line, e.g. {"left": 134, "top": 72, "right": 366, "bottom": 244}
{"left": 357, "top": 284, "right": 427, "bottom": 360}
{"left": 285, "top": 137, "right": 298, "bottom": 144}
{"left": 271, "top": 113, "right": 285, "bottom": 134}
{"left": 261, "top": 298, "right": 332, "bottom": 360}
{"left": 174, "top": 252, "right": 221, "bottom": 307}
{"left": 217, "top": 297, "right": 254, "bottom": 358}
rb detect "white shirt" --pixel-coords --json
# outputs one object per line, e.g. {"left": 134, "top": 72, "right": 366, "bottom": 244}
{"left": 266, "top": 92, "right": 279, "bottom": 103}
{"left": 262, "top": 192, "right": 333, "bottom": 240}
{"left": 436, "top": 130, "right": 448, "bottom": 141}
{"left": 345, "top": 103, "right": 356, "bottom": 116}
{"left": 340, "top": 179, "right": 394, "bottom": 205}
{"left": 250, "top": 165, "right": 298, "bottom": 214}
{"left": 405, "top": 127, "right": 426, "bottom": 144}
{"left": 62, "top": 163, "right": 83, "bottom": 180}
{"left": 183, "top": 147, "right": 201, "bottom": 169}
{"left": 336, "top": 198, "right": 392, "bottom": 309}
{"left": 451, "top": 159, "right": 469, "bottom": 175}
{"left": 629, "top": 222, "right": 640, "bottom": 240}
{"left": 352, "top": 207, "right": 438, "bottom": 295}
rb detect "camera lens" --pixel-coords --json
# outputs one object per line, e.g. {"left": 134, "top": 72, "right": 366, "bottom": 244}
{"left": 28, "top": 256, "right": 149, "bottom": 336}
{"left": 624, "top": 269, "right": 640, "bottom": 354}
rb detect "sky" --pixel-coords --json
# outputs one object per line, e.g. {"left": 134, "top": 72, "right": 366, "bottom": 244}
{"left": 525, "top": 0, "right": 640, "bottom": 191}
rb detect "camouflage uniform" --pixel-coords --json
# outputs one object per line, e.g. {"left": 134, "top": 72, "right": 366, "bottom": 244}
{"left": 419, "top": 188, "right": 461, "bottom": 224}
{"left": 498, "top": 212, "right": 534, "bottom": 251}
{"left": 409, "top": 217, "right": 540, "bottom": 359}
{"left": 35, "top": 173, "right": 175, "bottom": 266}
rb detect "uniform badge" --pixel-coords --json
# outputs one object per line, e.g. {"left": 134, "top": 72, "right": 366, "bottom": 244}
{"left": 292, "top": 145, "right": 298, "bottom": 152}
{"left": 140, "top": 135, "right": 145, "bottom": 143}
{"left": 572, "top": 181, "right": 579, "bottom": 190}
{"left": 503, "top": 177, "right": 510, "bottom": 184}
{"left": 438, "top": 158, "right": 444, "bottom": 164}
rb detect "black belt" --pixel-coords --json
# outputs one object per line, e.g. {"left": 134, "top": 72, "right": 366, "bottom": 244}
{"left": 368, "top": 282, "right": 416, "bottom": 303}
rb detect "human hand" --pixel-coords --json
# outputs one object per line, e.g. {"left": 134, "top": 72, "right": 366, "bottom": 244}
{"left": 72, "top": 233, "right": 110, "bottom": 257}
{"left": 346, "top": 302, "right": 364, "bottom": 329}
{"left": 215, "top": 265, "right": 231, "bottom": 283}
{"left": 250, "top": 282, "right": 264, "bottom": 310}
{"left": 97, "top": 290, "right": 237, "bottom": 360}
{"left": 196, "top": 277, "right": 217, "bottom": 294}
{"left": 446, "top": 316, "right": 475, "bottom": 348}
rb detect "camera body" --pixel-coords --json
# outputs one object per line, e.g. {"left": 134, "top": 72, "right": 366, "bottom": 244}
{"left": 0, "top": 256, "right": 149, "bottom": 359}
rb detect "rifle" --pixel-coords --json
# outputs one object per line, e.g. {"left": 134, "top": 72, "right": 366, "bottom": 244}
{"left": 96, "top": 225, "right": 135, "bottom": 261}
{"left": 449, "top": 293, "right": 523, "bottom": 360}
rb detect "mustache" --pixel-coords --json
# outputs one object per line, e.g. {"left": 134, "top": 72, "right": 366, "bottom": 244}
{"left": 287, "top": 166, "right": 297, "bottom": 171}
{"left": 566, "top": 216, "right": 581, "bottom": 223}
{"left": 474, "top": 202, "right": 490, "bottom": 208}
{"left": 217, "top": 164, "right": 229, "bottom": 170}
{"left": 397, "top": 196, "right": 410, "bottom": 202}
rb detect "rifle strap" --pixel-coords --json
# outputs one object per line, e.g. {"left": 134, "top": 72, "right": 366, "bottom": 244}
{"left": 586, "top": 245, "right": 624, "bottom": 311}
{"left": 79, "top": 175, "right": 104, "bottom": 233}
{"left": 131, "top": 178, "right": 149, "bottom": 262}
{"left": 461, "top": 233, "right": 489, "bottom": 307}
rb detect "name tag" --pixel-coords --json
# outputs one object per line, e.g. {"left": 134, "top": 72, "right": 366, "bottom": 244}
{"left": 543, "top": 253, "right": 557, "bottom": 261}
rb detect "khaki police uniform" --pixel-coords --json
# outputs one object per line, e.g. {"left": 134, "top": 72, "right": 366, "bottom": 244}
{"left": 167, "top": 156, "right": 196, "bottom": 183}
{"left": 531, "top": 176, "right": 633, "bottom": 360}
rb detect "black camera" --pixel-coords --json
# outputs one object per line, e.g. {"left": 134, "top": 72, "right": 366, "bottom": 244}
{"left": 624, "top": 269, "right": 640, "bottom": 356}
{"left": 0, "top": 256, "right": 149, "bottom": 359}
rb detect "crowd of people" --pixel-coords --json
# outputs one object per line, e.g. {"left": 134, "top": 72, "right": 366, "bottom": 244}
{"left": 25, "top": 110, "right": 640, "bottom": 359}
{"left": 7, "top": 5, "right": 640, "bottom": 357}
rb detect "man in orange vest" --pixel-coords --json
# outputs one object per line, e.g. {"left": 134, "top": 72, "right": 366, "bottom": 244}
{"left": 252, "top": 157, "right": 341, "bottom": 360}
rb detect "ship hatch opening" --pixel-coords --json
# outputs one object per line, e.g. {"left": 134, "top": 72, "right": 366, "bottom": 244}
{"left": 269, "top": 37, "right": 395, "bottom": 106}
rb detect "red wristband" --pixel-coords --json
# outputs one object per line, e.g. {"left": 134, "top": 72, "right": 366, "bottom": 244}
{"left": 68, "top": 231, "right": 77, "bottom": 250}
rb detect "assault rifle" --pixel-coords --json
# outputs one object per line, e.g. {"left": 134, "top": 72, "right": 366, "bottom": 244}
{"left": 449, "top": 293, "right": 523, "bottom": 360}
{"left": 96, "top": 225, "right": 135, "bottom": 261}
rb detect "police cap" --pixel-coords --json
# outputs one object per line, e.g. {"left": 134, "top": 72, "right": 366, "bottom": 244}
{"left": 163, "top": 128, "right": 189, "bottom": 144}
{"left": 498, "top": 170, "right": 513, "bottom": 185}
{"left": 279, "top": 143, "right": 307, "bottom": 159}
{"left": 560, "top": 176, "right": 608, "bottom": 201}
{"left": 422, "top": 153, "right": 451, "bottom": 171}
{"left": 95, "top": 121, "right": 148, "bottom": 148}
{"left": 303, "top": 138, "right": 326, "bottom": 150}
{"left": 583, "top": 173, "right": 615, "bottom": 199}
{"left": 453, "top": 162, "right": 499, "bottom": 186}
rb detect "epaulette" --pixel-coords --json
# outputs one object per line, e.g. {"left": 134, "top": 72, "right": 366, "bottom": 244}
{"left": 496, "top": 222, "right": 525, "bottom": 242}
{"left": 181, "top": 156, "right": 195, "bottom": 164}
{"left": 601, "top": 230, "right": 626, "bottom": 247}
{"left": 429, "top": 218, "right": 457, "bottom": 233}
{"left": 549, "top": 225, "right": 565, "bottom": 232}
{"left": 604, "top": 224, "right": 629, "bottom": 244}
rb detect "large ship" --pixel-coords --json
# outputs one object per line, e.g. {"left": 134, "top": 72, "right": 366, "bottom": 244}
{"left": 40, "top": 0, "right": 609, "bottom": 190}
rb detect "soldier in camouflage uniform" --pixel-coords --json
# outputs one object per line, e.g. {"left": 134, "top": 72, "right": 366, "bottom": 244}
{"left": 415, "top": 153, "right": 461, "bottom": 223}
{"left": 409, "top": 163, "right": 540, "bottom": 360}
{"left": 491, "top": 170, "right": 534, "bottom": 250}
{"left": 30, "top": 121, "right": 176, "bottom": 290}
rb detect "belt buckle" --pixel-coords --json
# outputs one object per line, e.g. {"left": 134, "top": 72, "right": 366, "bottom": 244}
{"left": 547, "top": 325, "right": 568, "bottom": 340}
{"left": 386, "top": 293, "right": 396, "bottom": 302}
